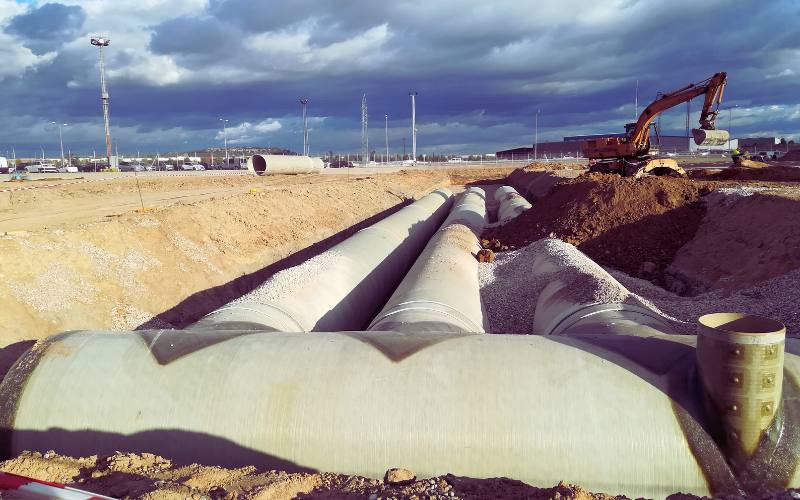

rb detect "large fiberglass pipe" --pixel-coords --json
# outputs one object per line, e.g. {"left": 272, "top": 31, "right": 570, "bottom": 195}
{"left": 247, "top": 155, "right": 323, "bottom": 175}
{"left": 194, "top": 188, "right": 453, "bottom": 332}
{"left": 3, "top": 328, "right": 799, "bottom": 498}
{"left": 494, "top": 185, "right": 532, "bottom": 224}
{"left": 368, "top": 187, "right": 488, "bottom": 333}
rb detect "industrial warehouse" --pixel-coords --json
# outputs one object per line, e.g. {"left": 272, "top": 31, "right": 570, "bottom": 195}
{"left": 3, "top": 1, "right": 800, "bottom": 500}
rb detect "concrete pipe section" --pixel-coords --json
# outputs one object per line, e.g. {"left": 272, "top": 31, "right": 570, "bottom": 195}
{"left": 529, "top": 238, "right": 675, "bottom": 336}
{"left": 494, "top": 185, "right": 532, "bottom": 225}
{"left": 247, "top": 154, "right": 323, "bottom": 176}
{"left": 3, "top": 326, "right": 800, "bottom": 498}
{"left": 369, "top": 187, "right": 488, "bottom": 334}
{"left": 194, "top": 188, "right": 453, "bottom": 332}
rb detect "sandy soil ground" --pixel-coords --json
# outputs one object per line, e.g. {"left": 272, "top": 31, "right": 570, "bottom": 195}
{"left": 0, "top": 451, "right": 626, "bottom": 500}
{"left": 0, "top": 166, "right": 513, "bottom": 350}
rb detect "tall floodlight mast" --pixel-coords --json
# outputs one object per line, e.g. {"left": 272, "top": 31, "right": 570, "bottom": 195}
{"left": 384, "top": 114, "right": 389, "bottom": 164}
{"left": 299, "top": 98, "right": 309, "bottom": 156}
{"left": 361, "top": 94, "right": 368, "bottom": 165}
{"left": 409, "top": 91, "right": 418, "bottom": 163}
{"left": 90, "top": 36, "right": 112, "bottom": 167}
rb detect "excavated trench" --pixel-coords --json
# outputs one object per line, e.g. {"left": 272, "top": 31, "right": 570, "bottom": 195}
{"left": 482, "top": 167, "right": 800, "bottom": 336}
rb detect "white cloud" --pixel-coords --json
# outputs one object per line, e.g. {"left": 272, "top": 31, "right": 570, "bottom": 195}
{"left": 219, "top": 119, "right": 283, "bottom": 144}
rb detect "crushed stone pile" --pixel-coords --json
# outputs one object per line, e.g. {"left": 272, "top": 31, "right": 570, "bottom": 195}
{"left": 478, "top": 237, "right": 800, "bottom": 337}
{"left": 479, "top": 238, "right": 649, "bottom": 334}
{"left": 483, "top": 173, "right": 716, "bottom": 283}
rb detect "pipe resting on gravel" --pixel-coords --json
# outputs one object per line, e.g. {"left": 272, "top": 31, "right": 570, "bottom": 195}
{"left": 368, "top": 187, "right": 488, "bottom": 333}
{"left": 194, "top": 188, "right": 453, "bottom": 332}
{"left": 529, "top": 238, "right": 676, "bottom": 336}
{"left": 494, "top": 185, "right": 532, "bottom": 224}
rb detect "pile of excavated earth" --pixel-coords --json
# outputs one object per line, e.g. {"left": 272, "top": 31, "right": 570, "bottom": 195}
{"left": 481, "top": 165, "right": 800, "bottom": 336}
{"left": 4, "top": 162, "right": 800, "bottom": 498}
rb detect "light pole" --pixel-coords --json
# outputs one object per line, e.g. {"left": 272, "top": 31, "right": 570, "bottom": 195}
{"left": 299, "top": 98, "right": 309, "bottom": 156}
{"left": 384, "top": 114, "right": 389, "bottom": 165}
{"left": 51, "top": 122, "right": 66, "bottom": 166}
{"left": 728, "top": 105, "right": 738, "bottom": 151}
{"left": 90, "top": 37, "right": 112, "bottom": 167}
{"left": 409, "top": 91, "right": 418, "bottom": 163}
{"left": 534, "top": 109, "right": 541, "bottom": 160}
{"left": 219, "top": 118, "right": 229, "bottom": 166}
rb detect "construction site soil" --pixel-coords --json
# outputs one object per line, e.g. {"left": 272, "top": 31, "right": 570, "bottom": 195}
{"left": 1, "top": 451, "right": 629, "bottom": 500}
{"left": 484, "top": 173, "right": 717, "bottom": 282}
{"left": 0, "top": 167, "right": 512, "bottom": 351}
{"left": 5, "top": 164, "right": 800, "bottom": 498}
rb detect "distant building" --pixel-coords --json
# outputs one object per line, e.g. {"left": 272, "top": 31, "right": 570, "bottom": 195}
{"left": 738, "top": 137, "right": 779, "bottom": 152}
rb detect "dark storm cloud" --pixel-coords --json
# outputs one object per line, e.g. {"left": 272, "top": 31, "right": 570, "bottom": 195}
{"left": 1, "top": 0, "right": 799, "bottom": 157}
{"left": 7, "top": 2, "right": 85, "bottom": 55}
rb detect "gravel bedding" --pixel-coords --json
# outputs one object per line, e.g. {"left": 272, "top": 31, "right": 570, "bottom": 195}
{"left": 479, "top": 237, "right": 800, "bottom": 336}
{"left": 479, "top": 238, "right": 633, "bottom": 334}
{"left": 232, "top": 250, "right": 342, "bottom": 305}
{"left": 610, "top": 267, "right": 800, "bottom": 336}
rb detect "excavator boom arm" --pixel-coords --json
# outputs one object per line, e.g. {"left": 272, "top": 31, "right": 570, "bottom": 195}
{"left": 630, "top": 72, "right": 727, "bottom": 147}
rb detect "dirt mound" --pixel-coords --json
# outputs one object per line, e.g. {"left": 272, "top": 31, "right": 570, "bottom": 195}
{"left": 1, "top": 451, "right": 624, "bottom": 500}
{"left": 690, "top": 165, "right": 800, "bottom": 182}
{"left": 484, "top": 173, "right": 715, "bottom": 281}
{"left": 778, "top": 150, "right": 800, "bottom": 161}
{"left": 523, "top": 161, "right": 586, "bottom": 171}
{"left": 666, "top": 188, "right": 800, "bottom": 295}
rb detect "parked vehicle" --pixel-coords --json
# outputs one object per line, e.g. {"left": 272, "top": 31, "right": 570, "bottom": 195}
{"left": 57, "top": 165, "right": 79, "bottom": 173}
{"left": 181, "top": 162, "right": 205, "bottom": 171}
{"left": 0, "top": 157, "right": 10, "bottom": 174}
{"left": 26, "top": 162, "right": 58, "bottom": 173}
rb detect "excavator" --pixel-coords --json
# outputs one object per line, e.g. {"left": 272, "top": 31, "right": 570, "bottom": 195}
{"left": 582, "top": 72, "right": 729, "bottom": 177}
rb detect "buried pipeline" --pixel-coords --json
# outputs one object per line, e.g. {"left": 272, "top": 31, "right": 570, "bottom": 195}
{"left": 1, "top": 188, "right": 799, "bottom": 498}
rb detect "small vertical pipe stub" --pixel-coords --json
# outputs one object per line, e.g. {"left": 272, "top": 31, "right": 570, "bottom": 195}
{"left": 697, "top": 313, "right": 786, "bottom": 459}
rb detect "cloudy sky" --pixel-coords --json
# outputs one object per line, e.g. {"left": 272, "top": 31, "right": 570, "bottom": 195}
{"left": 0, "top": 0, "right": 798, "bottom": 157}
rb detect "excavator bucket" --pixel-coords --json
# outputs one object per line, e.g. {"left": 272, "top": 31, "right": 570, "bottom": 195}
{"left": 692, "top": 128, "right": 729, "bottom": 146}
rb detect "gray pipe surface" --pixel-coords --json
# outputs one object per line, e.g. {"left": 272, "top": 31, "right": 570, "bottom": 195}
{"left": 4, "top": 329, "right": 800, "bottom": 498}
{"left": 247, "top": 154, "right": 323, "bottom": 175}
{"left": 195, "top": 188, "right": 454, "bottom": 332}
{"left": 368, "top": 187, "right": 488, "bottom": 333}
{"left": 529, "top": 238, "right": 675, "bottom": 336}
{"left": 494, "top": 185, "right": 532, "bottom": 224}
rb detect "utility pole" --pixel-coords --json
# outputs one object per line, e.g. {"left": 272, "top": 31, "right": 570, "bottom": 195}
{"left": 299, "top": 98, "right": 309, "bottom": 156}
{"left": 90, "top": 37, "right": 112, "bottom": 167}
{"left": 409, "top": 91, "right": 418, "bottom": 163}
{"left": 361, "top": 94, "right": 368, "bottom": 165}
{"left": 385, "top": 114, "right": 389, "bottom": 165}
{"left": 219, "top": 118, "right": 229, "bottom": 166}
{"left": 534, "top": 109, "right": 540, "bottom": 160}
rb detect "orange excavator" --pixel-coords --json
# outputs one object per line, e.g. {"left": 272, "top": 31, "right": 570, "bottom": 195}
{"left": 582, "top": 72, "right": 729, "bottom": 177}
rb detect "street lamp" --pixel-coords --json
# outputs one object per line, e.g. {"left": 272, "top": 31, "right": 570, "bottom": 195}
{"left": 534, "top": 109, "right": 541, "bottom": 161}
{"left": 51, "top": 122, "right": 67, "bottom": 166}
{"left": 90, "top": 36, "right": 112, "bottom": 167}
{"left": 728, "top": 105, "right": 738, "bottom": 152}
{"left": 219, "top": 118, "right": 228, "bottom": 167}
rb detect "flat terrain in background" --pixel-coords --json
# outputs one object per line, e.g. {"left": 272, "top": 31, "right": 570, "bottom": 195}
{"left": 0, "top": 166, "right": 514, "bottom": 347}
